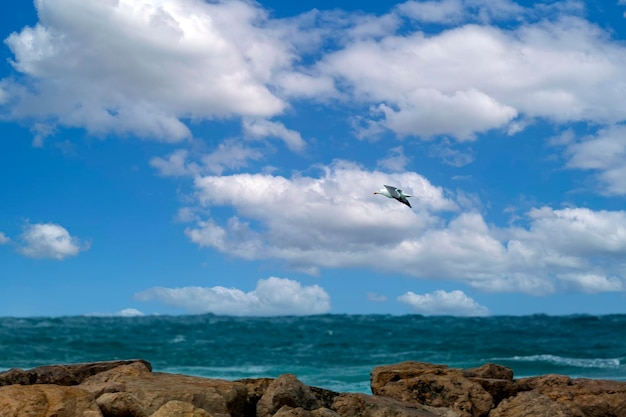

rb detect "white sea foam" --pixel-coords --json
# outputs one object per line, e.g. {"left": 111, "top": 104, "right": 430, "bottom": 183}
{"left": 169, "top": 335, "right": 186, "bottom": 343}
{"left": 505, "top": 354, "right": 621, "bottom": 369}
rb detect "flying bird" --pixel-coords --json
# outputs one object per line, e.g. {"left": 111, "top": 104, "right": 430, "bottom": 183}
{"left": 374, "top": 185, "right": 413, "bottom": 208}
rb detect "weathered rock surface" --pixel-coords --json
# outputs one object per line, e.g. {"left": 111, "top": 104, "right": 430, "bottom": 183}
{"left": 0, "top": 384, "right": 102, "bottom": 417}
{"left": 370, "top": 362, "right": 495, "bottom": 417}
{"left": 237, "top": 377, "right": 339, "bottom": 416}
{"left": 256, "top": 374, "right": 322, "bottom": 417}
{"left": 1, "top": 359, "right": 626, "bottom": 417}
{"left": 95, "top": 391, "right": 147, "bottom": 417}
{"left": 489, "top": 391, "right": 585, "bottom": 417}
{"left": 0, "top": 359, "right": 152, "bottom": 387}
{"left": 273, "top": 405, "right": 340, "bottom": 417}
{"left": 80, "top": 361, "right": 248, "bottom": 417}
{"left": 151, "top": 400, "right": 215, "bottom": 416}
{"left": 332, "top": 393, "right": 448, "bottom": 417}
{"left": 516, "top": 374, "right": 626, "bottom": 417}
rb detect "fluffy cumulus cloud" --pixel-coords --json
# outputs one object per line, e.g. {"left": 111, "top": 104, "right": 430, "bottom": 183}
{"left": 0, "top": 232, "right": 10, "bottom": 245}
{"left": 181, "top": 161, "right": 626, "bottom": 295}
{"left": 376, "top": 146, "right": 410, "bottom": 172}
{"left": 243, "top": 119, "right": 306, "bottom": 152}
{"left": 135, "top": 277, "right": 331, "bottom": 316}
{"left": 186, "top": 161, "right": 457, "bottom": 272}
{"left": 18, "top": 223, "right": 87, "bottom": 260}
{"left": 398, "top": 290, "right": 489, "bottom": 316}
{"left": 150, "top": 141, "right": 265, "bottom": 177}
{"left": 3, "top": 0, "right": 626, "bottom": 146}
{"left": 2, "top": 0, "right": 297, "bottom": 142}
{"left": 117, "top": 308, "right": 146, "bottom": 317}
{"left": 562, "top": 125, "right": 626, "bottom": 195}
{"left": 320, "top": 11, "right": 626, "bottom": 140}
{"left": 88, "top": 308, "right": 146, "bottom": 317}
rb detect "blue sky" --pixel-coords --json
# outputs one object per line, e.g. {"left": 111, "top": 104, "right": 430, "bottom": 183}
{"left": 2, "top": 0, "right": 626, "bottom": 317}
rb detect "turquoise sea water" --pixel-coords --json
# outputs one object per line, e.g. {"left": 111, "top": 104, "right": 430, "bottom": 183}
{"left": 1, "top": 314, "right": 625, "bottom": 393}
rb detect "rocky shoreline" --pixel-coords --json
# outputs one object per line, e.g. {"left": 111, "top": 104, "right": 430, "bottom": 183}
{"left": 1, "top": 359, "right": 625, "bottom": 417}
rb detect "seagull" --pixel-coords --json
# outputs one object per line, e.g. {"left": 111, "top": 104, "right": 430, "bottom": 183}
{"left": 374, "top": 185, "right": 413, "bottom": 208}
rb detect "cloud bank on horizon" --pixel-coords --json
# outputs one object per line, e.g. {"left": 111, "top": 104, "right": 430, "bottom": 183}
{"left": 2, "top": 0, "right": 626, "bottom": 316}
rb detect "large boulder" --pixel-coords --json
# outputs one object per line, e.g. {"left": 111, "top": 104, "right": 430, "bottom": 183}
{"left": 79, "top": 362, "right": 248, "bottom": 417}
{"left": 462, "top": 364, "right": 518, "bottom": 406}
{"left": 236, "top": 377, "right": 274, "bottom": 417}
{"left": 332, "top": 393, "right": 451, "bottom": 417}
{"left": 0, "top": 384, "right": 102, "bottom": 417}
{"left": 95, "top": 391, "right": 148, "bottom": 417}
{"left": 256, "top": 374, "right": 322, "bottom": 417}
{"left": 370, "top": 362, "right": 494, "bottom": 417}
{"left": 0, "top": 359, "right": 151, "bottom": 387}
{"left": 237, "top": 377, "right": 339, "bottom": 417}
{"left": 151, "top": 400, "right": 214, "bottom": 417}
{"left": 273, "top": 405, "right": 341, "bottom": 417}
{"left": 489, "top": 391, "right": 585, "bottom": 417}
{"left": 517, "top": 374, "right": 626, "bottom": 417}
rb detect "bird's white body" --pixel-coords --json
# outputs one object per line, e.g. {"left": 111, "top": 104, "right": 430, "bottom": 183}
{"left": 374, "top": 185, "right": 412, "bottom": 208}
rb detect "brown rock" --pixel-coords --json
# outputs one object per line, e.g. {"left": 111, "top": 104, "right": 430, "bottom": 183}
{"left": 80, "top": 363, "right": 248, "bottom": 417}
{"left": 151, "top": 400, "right": 214, "bottom": 417}
{"left": 0, "top": 384, "right": 102, "bottom": 417}
{"left": 468, "top": 378, "right": 518, "bottom": 408}
{"left": 273, "top": 406, "right": 313, "bottom": 417}
{"left": 462, "top": 363, "right": 518, "bottom": 407}
{"left": 311, "top": 407, "right": 343, "bottom": 417}
{"left": 517, "top": 374, "right": 626, "bottom": 417}
{"left": 332, "top": 393, "right": 447, "bottom": 417}
{"left": 237, "top": 378, "right": 274, "bottom": 401}
{"left": 273, "top": 405, "right": 341, "bottom": 417}
{"left": 463, "top": 364, "right": 513, "bottom": 381}
{"left": 489, "top": 391, "right": 585, "bottom": 417}
{"left": 309, "top": 386, "right": 340, "bottom": 409}
{"left": 370, "top": 362, "right": 493, "bottom": 417}
{"left": 0, "top": 359, "right": 152, "bottom": 387}
{"left": 96, "top": 392, "right": 147, "bottom": 417}
{"left": 237, "top": 377, "right": 339, "bottom": 411}
{"left": 257, "top": 374, "right": 321, "bottom": 417}
{"left": 236, "top": 377, "right": 274, "bottom": 417}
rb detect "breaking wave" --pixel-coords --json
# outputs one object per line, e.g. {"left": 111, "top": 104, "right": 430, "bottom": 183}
{"left": 504, "top": 354, "right": 621, "bottom": 369}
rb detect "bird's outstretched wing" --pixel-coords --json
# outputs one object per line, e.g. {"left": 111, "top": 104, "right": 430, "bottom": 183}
{"left": 384, "top": 185, "right": 412, "bottom": 208}
{"left": 384, "top": 185, "right": 401, "bottom": 198}
{"left": 397, "top": 197, "right": 412, "bottom": 208}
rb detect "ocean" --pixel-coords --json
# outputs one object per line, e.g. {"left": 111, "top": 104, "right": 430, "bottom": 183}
{"left": 1, "top": 314, "right": 624, "bottom": 393}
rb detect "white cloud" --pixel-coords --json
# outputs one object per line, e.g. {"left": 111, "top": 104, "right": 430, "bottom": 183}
{"left": 318, "top": 14, "right": 626, "bottom": 140}
{"left": 557, "top": 273, "right": 623, "bottom": 293}
{"left": 2, "top": 0, "right": 295, "bottom": 141}
{"left": 376, "top": 146, "right": 410, "bottom": 172}
{"left": 151, "top": 149, "right": 197, "bottom": 177}
{"left": 135, "top": 277, "right": 331, "bottom": 316}
{"left": 0, "top": 232, "right": 10, "bottom": 245}
{"left": 563, "top": 125, "right": 626, "bottom": 195}
{"left": 201, "top": 141, "right": 265, "bottom": 175}
{"left": 151, "top": 141, "right": 264, "bottom": 177}
{"left": 396, "top": 0, "right": 465, "bottom": 24}
{"left": 4, "top": 1, "right": 624, "bottom": 147}
{"left": 398, "top": 290, "right": 489, "bottom": 316}
{"left": 87, "top": 308, "right": 146, "bottom": 317}
{"left": 186, "top": 161, "right": 457, "bottom": 273}
{"left": 181, "top": 161, "right": 626, "bottom": 295}
{"left": 18, "top": 223, "right": 87, "bottom": 260}
{"left": 428, "top": 140, "right": 475, "bottom": 167}
{"left": 243, "top": 119, "right": 306, "bottom": 152}
{"left": 117, "top": 308, "right": 145, "bottom": 317}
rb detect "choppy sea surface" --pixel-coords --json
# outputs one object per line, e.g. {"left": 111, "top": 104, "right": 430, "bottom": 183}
{"left": 1, "top": 314, "right": 625, "bottom": 393}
